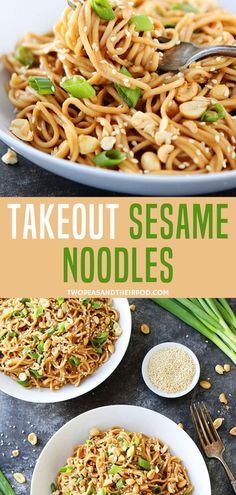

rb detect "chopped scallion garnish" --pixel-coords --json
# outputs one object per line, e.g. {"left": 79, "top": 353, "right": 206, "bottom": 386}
{"left": 172, "top": 2, "right": 198, "bottom": 12}
{"left": 201, "top": 103, "right": 226, "bottom": 123}
{"left": 116, "top": 479, "right": 125, "bottom": 490}
{"left": 34, "top": 306, "right": 44, "bottom": 317}
{"left": 138, "top": 457, "right": 150, "bottom": 470}
{"left": 61, "top": 76, "right": 96, "bottom": 99}
{"left": 59, "top": 466, "right": 74, "bottom": 474}
{"left": 108, "top": 465, "right": 122, "bottom": 475}
{"left": 130, "top": 14, "right": 154, "bottom": 31}
{"left": 57, "top": 321, "right": 66, "bottom": 333}
{"left": 15, "top": 46, "right": 34, "bottom": 67}
{"left": 69, "top": 355, "right": 81, "bottom": 366}
{"left": 114, "top": 66, "right": 141, "bottom": 108}
{"left": 28, "top": 76, "right": 56, "bottom": 95}
{"left": 93, "top": 149, "right": 126, "bottom": 167}
{"left": 90, "top": 0, "right": 115, "bottom": 20}
{"left": 57, "top": 297, "right": 65, "bottom": 306}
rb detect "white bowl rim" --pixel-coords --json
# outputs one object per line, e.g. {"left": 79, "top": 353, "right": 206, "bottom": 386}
{"left": 1, "top": 127, "right": 236, "bottom": 186}
{"left": 0, "top": 298, "right": 131, "bottom": 403}
{"left": 31, "top": 403, "right": 211, "bottom": 495}
{"left": 142, "top": 342, "right": 200, "bottom": 398}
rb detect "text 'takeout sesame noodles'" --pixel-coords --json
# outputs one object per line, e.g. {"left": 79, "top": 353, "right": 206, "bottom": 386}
{"left": 53, "top": 427, "right": 193, "bottom": 495}
{"left": 0, "top": 298, "right": 121, "bottom": 390}
{"left": 3, "top": 0, "right": 236, "bottom": 174}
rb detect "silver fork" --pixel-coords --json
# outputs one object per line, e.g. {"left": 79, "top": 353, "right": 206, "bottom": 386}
{"left": 191, "top": 402, "right": 236, "bottom": 493}
{"left": 157, "top": 37, "right": 236, "bottom": 72}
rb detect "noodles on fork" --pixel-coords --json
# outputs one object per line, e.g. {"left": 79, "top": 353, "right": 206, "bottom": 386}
{"left": 3, "top": 0, "right": 236, "bottom": 174}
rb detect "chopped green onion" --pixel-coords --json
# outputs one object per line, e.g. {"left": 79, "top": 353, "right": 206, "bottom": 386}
{"left": 201, "top": 103, "right": 226, "bottom": 123}
{"left": 126, "top": 445, "right": 135, "bottom": 457}
{"left": 29, "top": 369, "right": 43, "bottom": 379}
{"left": 97, "top": 332, "right": 109, "bottom": 345}
{"left": 116, "top": 479, "right": 125, "bottom": 490}
{"left": 59, "top": 466, "right": 74, "bottom": 474}
{"left": 114, "top": 67, "right": 141, "bottom": 108}
{"left": 138, "top": 457, "right": 150, "bottom": 470}
{"left": 152, "top": 488, "right": 161, "bottom": 494}
{"left": 164, "top": 23, "right": 176, "bottom": 28}
{"left": 7, "top": 331, "right": 17, "bottom": 338}
{"left": 108, "top": 465, "right": 122, "bottom": 475}
{"left": 91, "top": 0, "right": 115, "bottom": 20}
{"left": 93, "top": 150, "right": 126, "bottom": 167}
{"left": 69, "top": 355, "right": 81, "bottom": 366}
{"left": 50, "top": 483, "right": 57, "bottom": 493}
{"left": 61, "top": 76, "right": 96, "bottom": 99}
{"left": 34, "top": 306, "right": 44, "bottom": 317}
{"left": 0, "top": 470, "right": 16, "bottom": 495}
{"left": 21, "top": 308, "right": 28, "bottom": 318}
{"left": 130, "top": 14, "right": 154, "bottom": 31}
{"left": 85, "top": 439, "right": 93, "bottom": 445}
{"left": 20, "top": 298, "right": 31, "bottom": 303}
{"left": 91, "top": 301, "right": 102, "bottom": 309}
{"left": 28, "top": 76, "right": 56, "bottom": 95}
{"left": 133, "top": 436, "right": 140, "bottom": 446}
{"left": 81, "top": 298, "right": 90, "bottom": 306}
{"left": 58, "top": 321, "right": 66, "bottom": 333}
{"left": 57, "top": 298, "right": 65, "bottom": 306}
{"left": 172, "top": 3, "right": 198, "bottom": 13}
{"left": 37, "top": 341, "right": 44, "bottom": 353}
{"left": 17, "top": 379, "right": 29, "bottom": 387}
{"left": 15, "top": 46, "right": 34, "bottom": 67}
{"left": 119, "top": 438, "right": 129, "bottom": 451}
{"left": 98, "top": 489, "right": 106, "bottom": 495}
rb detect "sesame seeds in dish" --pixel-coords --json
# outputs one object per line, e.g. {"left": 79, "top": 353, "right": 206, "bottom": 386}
{"left": 3, "top": 0, "right": 236, "bottom": 175}
{"left": 0, "top": 298, "right": 121, "bottom": 390}
{"left": 148, "top": 346, "right": 196, "bottom": 395}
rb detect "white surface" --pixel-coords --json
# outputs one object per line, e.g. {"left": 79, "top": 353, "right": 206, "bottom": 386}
{"left": 142, "top": 342, "right": 200, "bottom": 398}
{"left": 31, "top": 404, "right": 211, "bottom": 495}
{"left": 0, "top": 0, "right": 236, "bottom": 195}
{"left": 0, "top": 299, "right": 131, "bottom": 403}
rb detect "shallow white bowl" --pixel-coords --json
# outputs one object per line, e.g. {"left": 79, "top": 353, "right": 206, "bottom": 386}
{"left": 31, "top": 404, "right": 211, "bottom": 495}
{"left": 0, "top": 0, "right": 236, "bottom": 195}
{"left": 0, "top": 298, "right": 131, "bottom": 403}
{"left": 142, "top": 342, "right": 200, "bottom": 398}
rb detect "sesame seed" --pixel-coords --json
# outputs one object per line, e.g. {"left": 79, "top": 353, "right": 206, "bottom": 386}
{"left": 83, "top": 26, "right": 88, "bottom": 32}
{"left": 215, "top": 135, "right": 220, "bottom": 143}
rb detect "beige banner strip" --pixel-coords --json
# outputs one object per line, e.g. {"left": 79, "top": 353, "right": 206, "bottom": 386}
{"left": 0, "top": 197, "right": 234, "bottom": 297}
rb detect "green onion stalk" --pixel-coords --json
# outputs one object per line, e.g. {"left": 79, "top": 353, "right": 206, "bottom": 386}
{"left": 152, "top": 298, "right": 236, "bottom": 365}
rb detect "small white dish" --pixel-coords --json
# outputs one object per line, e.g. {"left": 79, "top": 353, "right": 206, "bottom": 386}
{"left": 0, "top": 0, "right": 236, "bottom": 195}
{"left": 31, "top": 404, "right": 211, "bottom": 495}
{"left": 142, "top": 342, "right": 200, "bottom": 398}
{"left": 0, "top": 298, "right": 131, "bottom": 403}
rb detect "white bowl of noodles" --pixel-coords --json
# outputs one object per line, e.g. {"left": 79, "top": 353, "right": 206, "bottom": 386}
{"left": 31, "top": 405, "right": 211, "bottom": 495}
{"left": 0, "top": 0, "right": 236, "bottom": 195}
{"left": 0, "top": 298, "right": 131, "bottom": 403}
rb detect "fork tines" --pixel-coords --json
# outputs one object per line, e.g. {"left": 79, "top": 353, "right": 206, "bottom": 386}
{"left": 191, "top": 402, "right": 222, "bottom": 451}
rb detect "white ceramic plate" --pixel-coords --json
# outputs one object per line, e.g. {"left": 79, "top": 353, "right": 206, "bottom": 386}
{"left": 0, "top": 299, "right": 131, "bottom": 403}
{"left": 31, "top": 404, "right": 211, "bottom": 495}
{"left": 142, "top": 342, "right": 201, "bottom": 398}
{"left": 0, "top": 0, "right": 236, "bottom": 195}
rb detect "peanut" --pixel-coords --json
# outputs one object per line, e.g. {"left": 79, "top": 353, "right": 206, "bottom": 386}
{"left": 141, "top": 151, "right": 161, "bottom": 171}
{"left": 179, "top": 100, "right": 208, "bottom": 120}
{"left": 200, "top": 380, "right": 212, "bottom": 390}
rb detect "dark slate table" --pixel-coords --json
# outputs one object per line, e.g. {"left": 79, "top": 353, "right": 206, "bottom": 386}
{"left": 1, "top": 141, "right": 236, "bottom": 196}
{"left": 1, "top": 298, "right": 236, "bottom": 495}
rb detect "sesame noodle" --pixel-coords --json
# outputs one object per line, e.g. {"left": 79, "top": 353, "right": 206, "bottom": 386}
{"left": 3, "top": 0, "right": 236, "bottom": 174}
{"left": 0, "top": 298, "right": 121, "bottom": 390}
